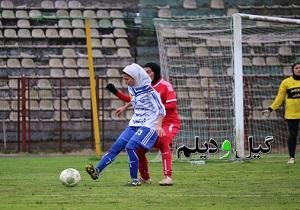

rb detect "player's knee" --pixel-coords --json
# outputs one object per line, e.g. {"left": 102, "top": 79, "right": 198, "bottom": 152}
{"left": 126, "top": 148, "right": 139, "bottom": 161}
{"left": 125, "top": 140, "right": 139, "bottom": 150}
{"left": 136, "top": 148, "right": 146, "bottom": 156}
{"left": 289, "top": 131, "right": 298, "bottom": 139}
{"left": 158, "top": 142, "right": 171, "bottom": 153}
{"left": 137, "top": 151, "right": 147, "bottom": 161}
{"left": 110, "top": 139, "right": 127, "bottom": 154}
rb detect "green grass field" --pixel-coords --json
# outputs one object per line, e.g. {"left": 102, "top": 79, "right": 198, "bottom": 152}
{"left": 0, "top": 153, "right": 300, "bottom": 210}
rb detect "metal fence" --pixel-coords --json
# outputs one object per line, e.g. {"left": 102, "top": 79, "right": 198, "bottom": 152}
{"left": 0, "top": 76, "right": 129, "bottom": 153}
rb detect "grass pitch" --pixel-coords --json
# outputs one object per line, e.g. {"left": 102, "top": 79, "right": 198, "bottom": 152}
{"left": 0, "top": 153, "right": 300, "bottom": 210}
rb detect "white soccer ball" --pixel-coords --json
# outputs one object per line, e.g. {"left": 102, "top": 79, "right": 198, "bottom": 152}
{"left": 59, "top": 168, "right": 81, "bottom": 187}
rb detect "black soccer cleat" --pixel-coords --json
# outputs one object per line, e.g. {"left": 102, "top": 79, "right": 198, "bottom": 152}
{"left": 85, "top": 163, "right": 99, "bottom": 180}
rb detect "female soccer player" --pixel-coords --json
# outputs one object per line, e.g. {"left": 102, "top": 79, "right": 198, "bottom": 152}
{"left": 262, "top": 62, "right": 300, "bottom": 164}
{"left": 85, "top": 63, "right": 166, "bottom": 186}
{"left": 106, "top": 62, "right": 181, "bottom": 185}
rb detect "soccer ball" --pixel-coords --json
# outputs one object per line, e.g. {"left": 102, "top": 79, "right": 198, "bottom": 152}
{"left": 59, "top": 168, "right": 81, "bottom": 187}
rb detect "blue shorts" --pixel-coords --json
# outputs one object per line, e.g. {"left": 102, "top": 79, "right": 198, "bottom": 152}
{"left": 122, "top": 126, "right": 158, "bottom": 150}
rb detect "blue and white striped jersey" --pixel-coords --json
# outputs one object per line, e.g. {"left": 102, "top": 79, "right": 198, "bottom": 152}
{"left": 122, "top": 63, "right": 166, "bottom": 130}
{"left": 128, "top": 85, "right": 166, "bottom": 130}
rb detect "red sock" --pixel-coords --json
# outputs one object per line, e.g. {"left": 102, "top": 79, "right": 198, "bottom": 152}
{"left": 137, "top": 148, "right": 150, "bottom": 180}
{"left": 161, "top": 150, "right": 172, "bottom": 177}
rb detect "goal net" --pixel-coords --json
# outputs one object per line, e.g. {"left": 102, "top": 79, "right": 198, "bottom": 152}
{"left": 154, "top": 14, "right": 300, "bottom": 159}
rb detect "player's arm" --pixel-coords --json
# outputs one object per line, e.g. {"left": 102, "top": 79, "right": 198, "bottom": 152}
{"left": 270, "top": 80, "right": 287, "bottom": 111}
{"left": 262, "top": 80, "right": 286, "bottom": 117}
{"left": 156, "top": 115, "right": 165, "bottom": 137}
{"left": 164, "top": 83, "right": 178, "bottom": 111}
{"left": 115, "top": 102, "right": 131, "bottom": 117}
{"left": 164, "top": 100, "right": 177, "bottom": 110}
{"left": 114, "top": 86, "right": 133, "bottom": 117}
{"left": 151, "top": 91, "right": 166, "bottom": 137}
{"left": 106, "top": 83, "right": 131, "bottom": 102}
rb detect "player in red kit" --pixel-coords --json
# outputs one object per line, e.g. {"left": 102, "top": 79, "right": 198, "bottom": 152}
{"left": 106, "top": 62, "right": 181, "bottom": 185}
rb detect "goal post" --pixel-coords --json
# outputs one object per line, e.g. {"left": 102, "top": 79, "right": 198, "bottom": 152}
{"left": 233, "top": 13, "right": 245, "bottom": 158}
{"left": 154, "top": 14, "right": 300, "bottom": 159}
{"left": 233, "top": 13, "right": 300, "bottom": 159}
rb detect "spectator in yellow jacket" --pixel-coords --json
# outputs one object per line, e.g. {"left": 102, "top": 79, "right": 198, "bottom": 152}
{"left": 262, "top": 62, "right": 300, "bottom": 164}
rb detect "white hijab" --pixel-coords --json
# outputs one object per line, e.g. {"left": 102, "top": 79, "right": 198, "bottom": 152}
{"left": 122, "top": 63, "right": 151, "bottom": 88}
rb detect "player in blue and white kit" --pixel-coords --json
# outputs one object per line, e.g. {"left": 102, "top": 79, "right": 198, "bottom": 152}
{"left": 85, "top": 63, "right": 166, "bottom": 186}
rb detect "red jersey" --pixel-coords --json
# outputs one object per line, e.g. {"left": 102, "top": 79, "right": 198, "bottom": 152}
{"left": 152, "top": 78, "right": 181, "bottom": 126}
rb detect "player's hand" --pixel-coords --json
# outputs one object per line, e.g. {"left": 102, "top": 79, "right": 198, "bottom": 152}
{"left": 156, "top": 126, "right": 165, "bottom": 137}
{"left": 261, "top": 107, "right": 272, "bottom": 117}
{"left": 114, "top": 106, "right": 126, "bottom": 117}
{"left": 106, "top": 83, "right": 118, "bottom": 95}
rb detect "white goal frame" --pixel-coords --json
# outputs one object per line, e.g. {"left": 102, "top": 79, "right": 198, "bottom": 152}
{"left": 233, "top": 13, "right": 300, "bottom": 158}
{"left": 154, "top": 14, "right": 300, "bottom": 160}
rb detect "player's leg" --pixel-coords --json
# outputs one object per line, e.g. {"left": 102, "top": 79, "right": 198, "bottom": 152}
{"left": 85, "top": 127, "right": 137, "bottom": 179}
{"left": 158, "top": 123, "right": 180, "bottom": 185}
{"left": 125, "top": 127, "right": 157, "bottom": 186}
{"left": 287, "top": 119, "right": 299, "bottom": 163}
{"left": 136, "top": 147, "right": 151, "bottom": 183}
{"left": 96, "top": 126, "right": 137, "bottom": 172}
{"left": 137, "top": 137, "right": 161, "bottom": 183}
{"left": 156, "top": 136, "right": 173, "bottom": 185}
{"left": 126, "top": 140, "right": 140, "bottom": 186}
